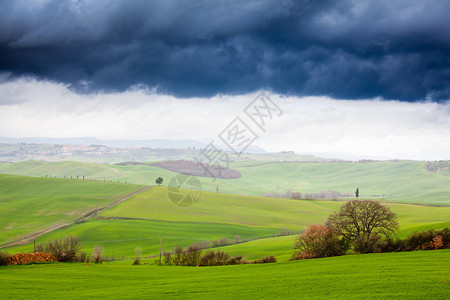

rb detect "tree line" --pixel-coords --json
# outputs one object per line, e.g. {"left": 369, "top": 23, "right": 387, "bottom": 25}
{"left": 292, "top": 200, "right": 449, "bottom": 260}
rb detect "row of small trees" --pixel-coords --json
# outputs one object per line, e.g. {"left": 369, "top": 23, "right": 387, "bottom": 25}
{"left": 1, "top": 236, "right": 106, "bottom": 265}
{"left": 161, "top": 245, "right": 276, "bottom": 266}
{"left": 34, "top": 236, "right": 105, "bottom": 263}
{"left": 266, "top": 189, "right": 356, "bottom": 200}
{"left": 292, "top": 200, "right": 449, "bottom": 259}
{"left": 0, "top": 234, "right": 275, "bottom": 267}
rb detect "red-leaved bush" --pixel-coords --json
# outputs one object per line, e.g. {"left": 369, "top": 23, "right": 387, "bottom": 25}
{"left": 292, "top": 225, "right": 344, "bottom": 260}
{"left": 7, "top": 252, "right": 57, "bottom": 265}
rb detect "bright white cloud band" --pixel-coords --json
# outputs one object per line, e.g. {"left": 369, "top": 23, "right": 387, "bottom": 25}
{"left": 0, "top": 77, "right": 448, "bottom": 160}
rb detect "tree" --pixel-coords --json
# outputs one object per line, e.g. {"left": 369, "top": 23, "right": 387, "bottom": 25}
{"left": 355, "top": 188, "right": 359, "bottom": 198}
{"left": 292, "top": 225, "right": 343, "bottom": 259}
{"left": 325, "top": 200, "right": 398, "bottom": 253}
{"left": 155, "top": 177, "right": 163, "bottom": 186}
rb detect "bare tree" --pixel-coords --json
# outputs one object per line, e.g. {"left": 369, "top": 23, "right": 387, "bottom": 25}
{"left": 325, "top": 200, "right": 398, "bottom": 253}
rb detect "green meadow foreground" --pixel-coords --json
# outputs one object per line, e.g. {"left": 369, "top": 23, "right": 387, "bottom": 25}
{"left": 0, "top": 250, "right": 448, "bottom": 299}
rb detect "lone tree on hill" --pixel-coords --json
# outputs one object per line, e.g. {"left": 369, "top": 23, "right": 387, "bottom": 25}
{"left": 355, "top": 188, "right": 359, "bottom": 198}
{"left": 325, "top": 200, "right": 398, "bottom": 253}
{"left": 155, "top": 177, "right": 163, "bottom": 186}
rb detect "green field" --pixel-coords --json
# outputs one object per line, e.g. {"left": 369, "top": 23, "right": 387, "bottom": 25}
{"left": 100, "top": 186, "right": 450, "bottom": 228}
{"left": 4, "top": 185, "right": 449, "bottom": 260}
{"left": 6, "top": 219, "right": 279, "bottom": 259}
{"left": 215, "top": 235, "right": 297, "bottom": 262}
{"left": 0, "top": 174, "right": 144, "bottom": 246}
{"left": 0, "top": 250, "right": 448, "bottom": 299}
{"left": 0, "top": 169, "right": 449, "bottom": 299}
{"left": 213, "top": 217, "right": 450, "bottom": 262}
{"left": 1, "top": 160, "right": 449, "bottom": 204}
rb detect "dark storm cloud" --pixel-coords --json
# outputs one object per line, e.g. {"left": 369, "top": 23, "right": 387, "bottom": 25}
{"left": 1, "top": 0, "right": 450, "bottom": 101}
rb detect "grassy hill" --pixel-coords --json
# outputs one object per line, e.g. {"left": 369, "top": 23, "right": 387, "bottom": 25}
{"left": 1, "top": 160, "right": 449, "bottom": 205}
{"left": 5, "top": 186, "right": 449, "bottom": 259}
{"left": 0, "top": 161, "right": 124, "bottom": 179}
{"left": 6, "top": 219, "right": 279, "bottom": 259}
{"left": 0, "top": 250, "right": 448, "bottom": 299}
{"left": 99, "top": 186, "right": 450, "bottom": 231}
{"left": 0, "top": 174, "right": 144, "bottom": 246}
{"left": 1, "top": 174, "right": 449, "bottom": 299}
{"left": 219, "top": 160, "right": 450, "bottom": 204}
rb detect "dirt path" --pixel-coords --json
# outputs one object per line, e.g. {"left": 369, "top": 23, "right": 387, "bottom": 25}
{"left": 76, "top": 186, "right": 150, "bottom": 223}
{"left": 0, "top": 186, "right": 151, "bottom": 248}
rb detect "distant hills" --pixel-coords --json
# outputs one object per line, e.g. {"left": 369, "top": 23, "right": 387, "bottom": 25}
{"left": 0, "top": 137, "right": 205, "bottom": 149}
{"left": 2, "top": 136, "right": 431, "bottom": 163}
{"left": 0, "top": 137, "right": 331, "bottom": 163}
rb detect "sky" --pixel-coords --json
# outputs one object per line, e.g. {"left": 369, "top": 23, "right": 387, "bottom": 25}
{"left": 0, "top": 0, "right": 449, "bottom": 160}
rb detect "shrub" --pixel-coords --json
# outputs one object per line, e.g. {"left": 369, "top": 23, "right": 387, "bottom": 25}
{"left": 7, "top": 252, "right": 57, "bottom": 265}
{"left": 104, "top": 255, "right": 116, "bottom": 262}
{"left": 292, "top": 225, "right": 344, "bottom": 259}
{"left": 353, "top": 235, "right": 384, "bottom": 254}
{"left": 379, "top": 228, "right": 449, "bottom": 253}
{"left": 162, "top": 251, "right": 172, "bottom": 265}
{"left": 404, "top": 229, "right": 449, "bottom": 251}
{"left": 76, "top": 251, "right": 90, "bottom": 263}
{"left": 0, "top": 251, "right": 10, "bottom": 266}
{"left": 226, "top": 256, "right": 248, "bottom": 265}
{"left": 406, "top": 230, "right": 435, "bottom": 250}
{"left": 181, "top": 245, "right": 202, "bottom": 266}
{"left": 35, "top": 235, "right": 81, "bottom": 262}
{"left": 133, "top": 247, "right": 142, "bottom": 265}
{"left": 172, "top": 246, "right": 183, "bottom": 266}
{"left": 190, "top": 240, "right": 210, "bottom": 250}
{"left": 277, "top": 228, "right": 298, "bottom": 236}
{"left": 92, "top": 246, "right": 104, "bottom": 264}
{"left": 202, "top": 240, "right": 211, "bottom": 249}
{"left": 199, "top": 251, "right": 218, "bottom": 266}
{"left": 219, "top": 237, "right": 232, "bottom": 246}
{"left": 199, "top": 250, "right": 229, "bottom": 266}
{"left": 431, "top": 235, "right": 443, "bottom": 249}
{"left": 254, "top": 256, "right": 277, "bottom": 264}
{"left": 162, "top": 246, "right": 248, "bottom": 267}
{"left": 438, "top": 228, "right": 450, "bottom": 245}
{"left": 380, "top": 237, "right": 406, "bottom": 253}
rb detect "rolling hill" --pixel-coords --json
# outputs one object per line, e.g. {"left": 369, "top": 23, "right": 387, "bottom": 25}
{"left": 1, "top": 159, "right": 449, "bottom": 204}
{"left": 0, "top": 174, "right": 144, "bottom": 247}
{"left": 3, "top": 183, "right": 449, "bottom": 259}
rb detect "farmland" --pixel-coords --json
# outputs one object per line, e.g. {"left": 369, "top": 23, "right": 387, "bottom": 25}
{"left": 1, "top": 159, "right": 449, "bottom": 205}
{"left": 3, "top": 183, "right": 449, "bottom": 260}
{"left": 0, "top": 174, "right": 144, "bottom": 246}
{"left": 0, "top": 170, "right": 449, "bottom": 299}
{"left": 0, "top": 250, "right": 448, "bottom": 299}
